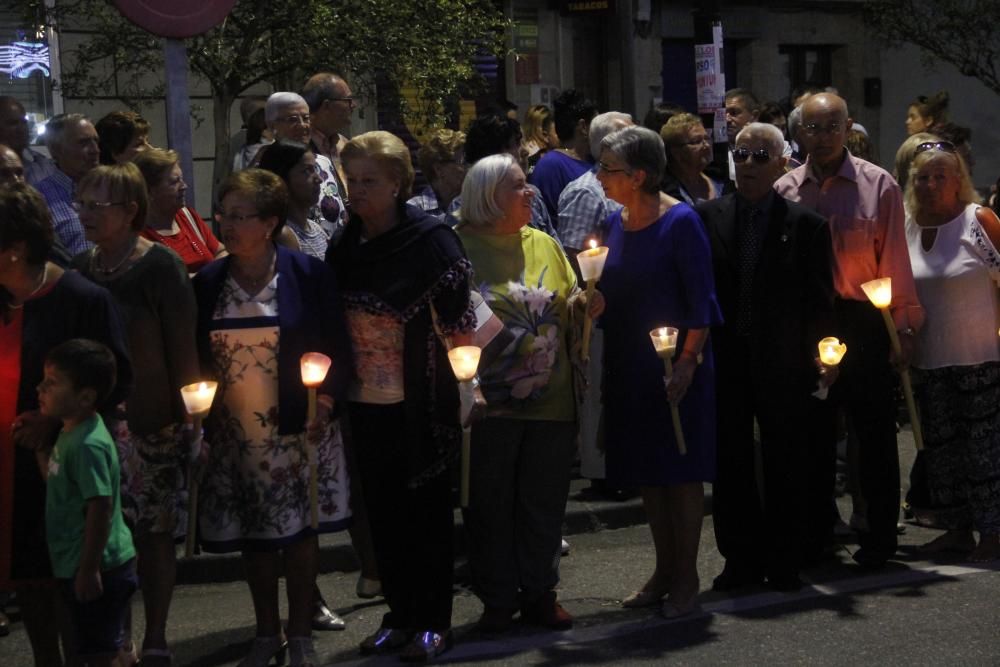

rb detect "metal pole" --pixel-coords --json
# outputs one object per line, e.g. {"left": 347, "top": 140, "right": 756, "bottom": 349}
{"left": 163, "top": 39, "right": 196, "bottom": 207}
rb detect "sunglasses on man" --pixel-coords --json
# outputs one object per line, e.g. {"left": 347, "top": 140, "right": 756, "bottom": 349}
{"left": 732, "top": 147, "right": 772, "bottom": 164}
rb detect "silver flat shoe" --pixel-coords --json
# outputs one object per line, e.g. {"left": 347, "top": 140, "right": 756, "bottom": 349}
{"left": 359, "top": 627, "right": 410, "bottom": 655}
{"left": 312, "top": 598, "right": 346, "bottom": 631}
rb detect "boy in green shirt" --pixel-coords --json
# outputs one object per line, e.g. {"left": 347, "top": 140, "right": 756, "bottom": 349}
{"left": 38, "top": 339, "right": 136, "bottom": 666}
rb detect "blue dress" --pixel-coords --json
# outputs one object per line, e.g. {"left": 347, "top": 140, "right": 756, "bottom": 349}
{"left": 600, "top": 203, "right": 723, "bottom": 486}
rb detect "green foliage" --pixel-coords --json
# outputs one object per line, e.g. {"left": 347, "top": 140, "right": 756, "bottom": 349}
{"left": 24, "top": 0, "right": 509, "bottom": 119}
{"left": 863, "top": 0, "right": 1000, "bottom": 95}
{"left": 16, "top": 0, "right": 510, "bottom": 187}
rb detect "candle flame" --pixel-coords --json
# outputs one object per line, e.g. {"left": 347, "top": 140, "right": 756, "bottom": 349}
{"left": 198, "top": 381, "right": 207, "bottom": 392}
{"left": 588, "top": 239, "right": 597, "bottom": 250}
{"left": 658, "top": 327, "right": 668, "bottom": 337}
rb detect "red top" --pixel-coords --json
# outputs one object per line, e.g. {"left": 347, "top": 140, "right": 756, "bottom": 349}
{"left": 141, "top": 208, "right": 221, "bottom": 273}
{"left": 0, "top": 307, "right": 23, "bottom": 588}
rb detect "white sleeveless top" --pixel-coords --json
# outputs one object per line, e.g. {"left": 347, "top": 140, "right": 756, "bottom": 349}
{"left": 906, "top": 203, "right": 1000, "bottom": 369}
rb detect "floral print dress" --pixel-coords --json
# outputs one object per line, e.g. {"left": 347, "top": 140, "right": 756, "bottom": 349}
{"left": 199, "top": 275, "right": 350, "bottom": 552}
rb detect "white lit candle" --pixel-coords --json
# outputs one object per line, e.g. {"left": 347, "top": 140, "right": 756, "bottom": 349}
{"left": 818, "top": 337, "right": 847, "bottom": 366}
{"left": 179, "top": 380, "right": 218, "bottom": 558}
{"left": 648, "top": 327, "right": 686, "bottom": 456}
{"left": 180, "top": 381, "right": 218, "bottom": 418}
{"left": 300, "top": 352, "right": 333, "bottom": 530}
{"left": 300, "top": 352, "right": 332, "bottom": 388}
{"left": 860, "top": 277, "right": 892, "bottom": 309}
{"left": 577, "top": 239, "right": 609, "bottom": 282}
{"left": 446, "top": 345, "right": 481, "bottom": 507}
{"left": 859, "top": 277, "right": 923, "bottom": 451}
{"left": 578, "top": 239, "right": 609, "bottom": 361}
{"left": 447, "top": 346, "right": 481, "bottom": 383}
{"left": 649, "top": 327, "right": 678, "bottom": 359}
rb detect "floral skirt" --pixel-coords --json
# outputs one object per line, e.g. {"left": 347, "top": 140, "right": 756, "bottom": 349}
{"left": 197, "top": 420, "right": 351, "bottom": 553}
{"left": 915, "top": 361, "right": 1000, "bottom": 533}
{"left": 114, "top": 421, "right": 188, "bottom": 539}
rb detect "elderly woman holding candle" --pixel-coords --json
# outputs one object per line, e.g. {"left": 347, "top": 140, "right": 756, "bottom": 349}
{"left": 328, "top": 131, "right": 475, "bottom": 661}
{"left": 192, "top": 168, "right": 353, "bottom": 666}
{"left": 69, "top": 163, "right": 199, "bottom": 665}
{"left": 135, "top": 147, "right": 226, "bottom": 273}
{"left": 903, "top": 143, "right": 1000, "bottom": 562}
{"left": 455, "top": 153, "right": 601, "bottom": 633}
{"left": 595, "top": 126, "right": 722, "bottom": 618}
{"left": 1, "top": 181, "right": 132, "bottom": 665}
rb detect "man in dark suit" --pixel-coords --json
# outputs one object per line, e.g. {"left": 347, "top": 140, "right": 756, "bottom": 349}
{"left": 696, "top": 122, "right": 836, "bottom": 592}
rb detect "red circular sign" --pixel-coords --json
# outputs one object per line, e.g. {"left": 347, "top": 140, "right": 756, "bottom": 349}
{"left": 113, "top": 0, "right": 236, "bottom": 39}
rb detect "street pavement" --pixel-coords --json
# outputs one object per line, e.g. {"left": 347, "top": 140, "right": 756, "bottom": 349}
{"left": 3, "top": 426, "right": 1000, "bottom": 665}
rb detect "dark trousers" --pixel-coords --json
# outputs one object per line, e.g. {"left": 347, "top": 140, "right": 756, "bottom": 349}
{"left": 463, "top": 418, "right": 576, "bottom": 610}
{"left": 829, "top": 299, "right": 901, "bottom": 556}
{"left": 349, "top": 402, "right": 454, "bottom": 632}
{"left": 713, "top": 337, "right": 810, "bottom": 578}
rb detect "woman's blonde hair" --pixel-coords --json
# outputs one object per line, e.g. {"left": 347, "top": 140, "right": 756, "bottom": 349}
{"left": 77, "top": 163, "right": 148, "bottom": 231}
{"left": 133, "top": 147, "right": 179, "bottom": 192}
{"left": 459, "top": 153, "right": 518, "bottom": 228}
{"left": 522, "top": 104, "right": 553, "bottom": 147}
{"left": 342, "top": 131, "right": 415, "bottom": 202}
{"left": 904, "top": 148, "right": 981, "bottom": 217}
{"left": 894, "top": 132, "right": 937, "bottom": 191}
{"left": 416, "top": 129, "right": 465, "bottom": 183}
{"left": 660, "top": 113, "right": 704, "bottom": 149}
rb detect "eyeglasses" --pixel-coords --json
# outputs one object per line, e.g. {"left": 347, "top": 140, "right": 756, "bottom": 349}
{"left": 915, "top": 141, "right": 957, "bottom": 155}
{"left": 802, "top": 123, "right": 843, "bottom": 137}
{"left": 328, "top": 97, "right": 356, "bottom": 107}
{"left": 731, "top": 147, "right": 772, "bottom": 164}
{"left": 598, "top": 161, "right": 631, "bottom": 174}
{"left": 275, "top": 114, "right": 310, "bottom": 125}
{"left": 214, "top": 211, "right": 262, "bottom": 224}
{"left": 71, "top": 200, "right": 127, "bottom": 213}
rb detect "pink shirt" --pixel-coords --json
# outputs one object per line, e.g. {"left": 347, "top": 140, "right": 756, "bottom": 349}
{"left": 774, "top": 150, "right": 924, "bottom": 331}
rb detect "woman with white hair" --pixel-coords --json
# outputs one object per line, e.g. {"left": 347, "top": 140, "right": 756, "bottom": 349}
{"left": 456, "top": 154, "right": 602, "bottom": 634}
{"left": 596, "top": 126, "right": 721, "bottom": 618}
{"left": 904, "top": 142, "right": 1000, "bottom": 562}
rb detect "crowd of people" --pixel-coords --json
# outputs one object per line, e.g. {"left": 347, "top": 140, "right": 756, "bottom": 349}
{"left": 0, "top": 73, "right": 998, "bottom": 667}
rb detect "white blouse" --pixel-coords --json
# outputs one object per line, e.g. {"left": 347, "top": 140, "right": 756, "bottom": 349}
{"left": 906, "top": 203, "right": 1000, "bottom": 369}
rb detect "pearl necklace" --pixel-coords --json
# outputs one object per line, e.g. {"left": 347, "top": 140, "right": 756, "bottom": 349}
{"left": 8, "top": 264, "right": 48, "bottom": 309}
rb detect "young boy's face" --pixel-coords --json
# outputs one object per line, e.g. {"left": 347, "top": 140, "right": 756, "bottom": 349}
{"left": 37, "top": 364, "right": 86, "bottom": 420}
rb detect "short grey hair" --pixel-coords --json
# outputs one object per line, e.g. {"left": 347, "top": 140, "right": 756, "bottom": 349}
{"left": 265, "top": 92, "right": 308, "bottom": 124}
{"left": 589, "top": 112, "right": 633, "bottom": 160}
{"left": 600, "top": 126, "right": 665, "bottom": 193}
{"left": 44, "top": 113, "right": 89, "bottom": 152}
{"left": 787, "top": 105, "right": 803, "bottom": 143}
{"left": 460, "top": 153, "right": 518, "bottom": 227}
{"left": 735, "top": 122, "right": 785, "bottom": 157}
